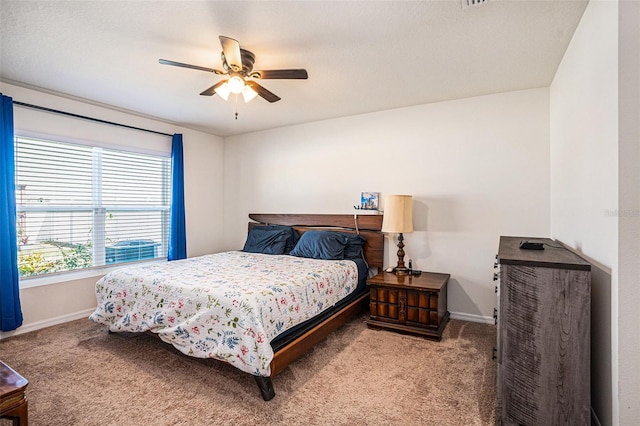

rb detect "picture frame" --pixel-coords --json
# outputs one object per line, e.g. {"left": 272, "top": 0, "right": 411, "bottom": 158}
{"left": 360, "top": 192, "right": 379, "bottom": 210}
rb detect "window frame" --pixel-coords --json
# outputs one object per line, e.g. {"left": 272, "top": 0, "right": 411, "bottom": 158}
{"left": 14, "top": 132, "right": 172, "bottom": 283}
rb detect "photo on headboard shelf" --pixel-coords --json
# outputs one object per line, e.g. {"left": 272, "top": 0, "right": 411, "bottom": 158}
{"left": 360, "top": 192, "right": 379, "bottom": 210}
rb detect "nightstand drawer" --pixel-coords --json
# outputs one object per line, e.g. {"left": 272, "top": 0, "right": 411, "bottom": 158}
{"left": 405, "top": 289, "right": 439, "bottom": 328}
{"left": 370, "top": 287, "right": 401, "bottom": 321}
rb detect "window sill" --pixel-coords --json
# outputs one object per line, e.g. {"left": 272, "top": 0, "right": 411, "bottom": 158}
{"left": 19, "top": 259, "right": 165, "bottom": 289}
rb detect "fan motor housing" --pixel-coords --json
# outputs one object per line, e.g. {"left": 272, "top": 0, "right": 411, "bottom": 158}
{"left": 221, "top": 49, "right": 256, "bottom": 74}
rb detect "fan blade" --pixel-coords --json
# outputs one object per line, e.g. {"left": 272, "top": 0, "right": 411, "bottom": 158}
{"left": 219, "top": 36, "right": 243, "bottom": 72}
{"left": 251, "top": 69, "right": 308, "bottom": 79}
{"left": 246, "top": 81, "right": 281, "bottom": 103}
{"left": 200, "top": 80, "right": 226, "bottom": 96}
{"left": 159, "top": 59, "right": 224, "bottom": 75}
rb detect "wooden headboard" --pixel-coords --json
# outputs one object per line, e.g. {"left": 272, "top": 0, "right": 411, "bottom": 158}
{"left": 248, "top": 213, "right": 384, "bottom": 269}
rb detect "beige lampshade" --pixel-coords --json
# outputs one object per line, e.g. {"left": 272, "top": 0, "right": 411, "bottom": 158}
{"left": 381, "top": 195, "right": 414, "bottom": 233}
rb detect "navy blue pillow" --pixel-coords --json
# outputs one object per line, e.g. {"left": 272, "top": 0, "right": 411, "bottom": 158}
{"left": 343, "top": 234, "right": 366, "bottom": 259}
{"left": 242, "top": 227, "right": 291, "bottom": 255}
{"left": 290, "top": 231, "right": 348, "bottom": 260}
{"left": 265, "top": 225, "right": 299, "bottom": 253}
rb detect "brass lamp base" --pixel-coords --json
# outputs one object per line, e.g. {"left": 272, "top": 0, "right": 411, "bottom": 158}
{"left": 392, "top": 232, "right": 408, "bottom": 275}
{"left": 393, "top": 266, "right": 409, "bottom": 276}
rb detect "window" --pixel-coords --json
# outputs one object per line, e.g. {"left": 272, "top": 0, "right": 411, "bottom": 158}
{"left": 15, "top": 136, "right": 171, "bottom": 277}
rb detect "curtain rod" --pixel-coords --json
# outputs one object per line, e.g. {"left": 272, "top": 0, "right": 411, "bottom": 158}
{"left": 13, "top": 101, "right": 173, "bottom": 138}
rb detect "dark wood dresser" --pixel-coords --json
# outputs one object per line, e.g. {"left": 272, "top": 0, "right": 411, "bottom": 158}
{"left": 495, "top": 236, "right": 591, "bottom": 425}
{"left": 366, "top": 271, "right": 449, "bottom": 340}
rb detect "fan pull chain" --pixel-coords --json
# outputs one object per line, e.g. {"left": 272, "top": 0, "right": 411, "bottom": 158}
{"left": 235, "top": 95, "right": 239, "bottom": 120}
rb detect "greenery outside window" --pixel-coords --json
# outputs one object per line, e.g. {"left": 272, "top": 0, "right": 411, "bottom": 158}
{"left": 15, "top": 136, "right": 171, "bottom": 278}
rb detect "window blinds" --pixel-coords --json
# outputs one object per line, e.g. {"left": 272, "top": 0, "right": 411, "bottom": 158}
{"left": 15, "top": 136, "right": 171, "bottom": 277}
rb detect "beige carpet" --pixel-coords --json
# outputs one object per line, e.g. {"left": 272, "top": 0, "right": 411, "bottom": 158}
{"left": 0, "top": 314, "right": 496, "bottom": 426}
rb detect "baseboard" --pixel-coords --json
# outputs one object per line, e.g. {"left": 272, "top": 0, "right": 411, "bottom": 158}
{"left": 449, "top": 311, "right": 494, "bottom": 324}
{"left": 0, "top": 308, "right": 95, "bottom": 340}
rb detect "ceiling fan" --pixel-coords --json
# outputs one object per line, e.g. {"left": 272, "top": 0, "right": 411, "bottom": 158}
{"left": 159, "top": 36, "right": 308, "bottom": 104}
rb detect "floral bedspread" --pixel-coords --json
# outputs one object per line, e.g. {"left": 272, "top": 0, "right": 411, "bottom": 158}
{"left": 89, "top": 251, "right": 358, "bottom": 376}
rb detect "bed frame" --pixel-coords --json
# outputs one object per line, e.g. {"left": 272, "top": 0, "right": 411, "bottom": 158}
{"left": 248, "top": 213, "right": 384, "bottom": 400}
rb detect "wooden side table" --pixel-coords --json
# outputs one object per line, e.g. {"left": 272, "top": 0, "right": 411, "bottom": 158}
{"left": 0, "top": 361, "right": 28, "bottom": 426}
{"left": 366, "top": 271, "right": 450, "bottom": 340}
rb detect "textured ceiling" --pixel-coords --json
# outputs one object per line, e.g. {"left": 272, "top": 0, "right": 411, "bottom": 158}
{"left": 0, "top": 0, "right": 588, "bottom": 137}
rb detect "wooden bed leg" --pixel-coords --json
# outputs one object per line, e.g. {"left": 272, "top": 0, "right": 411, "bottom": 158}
{"left": 254, "top": 376, "right": 275, "bottom": 401}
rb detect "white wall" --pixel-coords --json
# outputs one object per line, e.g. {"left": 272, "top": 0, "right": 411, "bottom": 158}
{"left": 550, "top": 1, "right": 618, "bottom": 267}
{"left": 549, "top": 0, "right": 640, "bottom": 423}
{"left": 0, "top": 82, "right": 225, "bottom": 337}
{"left": 224, "top": 88, "right": 550, "bottom": 321}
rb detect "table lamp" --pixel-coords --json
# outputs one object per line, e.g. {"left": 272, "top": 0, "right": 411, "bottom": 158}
{"left": 381, "top": 195, "right": 413, "bottom": 275}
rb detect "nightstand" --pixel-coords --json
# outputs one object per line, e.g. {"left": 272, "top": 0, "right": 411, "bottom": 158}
{"left": 366, "top": 271, "right": 450, "bottom": 340}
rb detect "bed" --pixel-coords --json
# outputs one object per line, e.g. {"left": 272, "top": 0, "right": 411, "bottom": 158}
{"left": 90, "top": 213, "right": 384, "bottom": 400}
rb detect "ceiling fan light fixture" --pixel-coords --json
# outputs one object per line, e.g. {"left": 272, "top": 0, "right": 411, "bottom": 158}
{"left": 214, "top": 82, "right": 231, "bottom": 101}
{"left": 242, "top": 85, "right": 258, "bottom": 103}
{"left": 160, "top": 35, "right": 307, "bottom": 106}
{"left": 228, "top": 75, "right": 245, "bottom": 94}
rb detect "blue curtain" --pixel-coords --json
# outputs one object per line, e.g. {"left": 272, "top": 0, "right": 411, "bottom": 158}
{"left": 168, "top": 133, "right": 186, "bottom": 260}
{"left": 0, "top": 93, "right": 23, "bottom": 332}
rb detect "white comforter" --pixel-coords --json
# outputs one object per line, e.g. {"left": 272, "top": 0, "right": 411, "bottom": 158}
{"left": 89, "top": 251, "right": 358, "bottom": 376}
